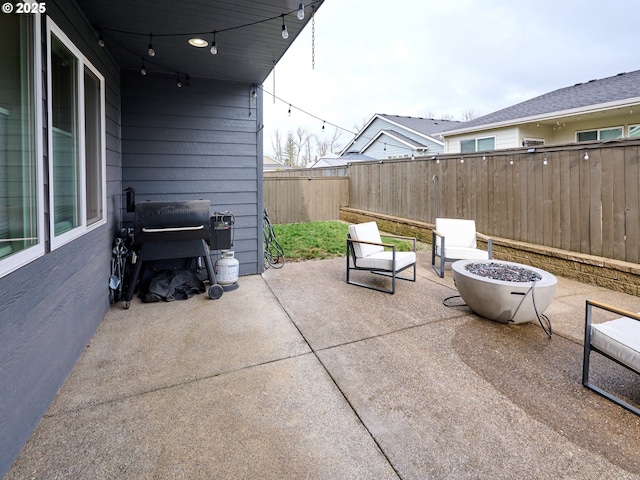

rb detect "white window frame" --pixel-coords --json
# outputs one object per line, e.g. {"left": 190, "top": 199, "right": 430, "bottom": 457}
{"left": 576, "top": 126, "right": 623, "bottom": 142}
{"left": 477, "top": 136, "right": 495, "bottom": 151}
{"left": 461, "top": 136, "right": 495, "bottom": 153}
{"left": 629, "top": 125, "right": 640, "bottom": 138}
{"left": 47, "top": 19, "right": 106, "bottom": 250}
{"left": 0, "top": 14, "right": 45, "bottom": 278}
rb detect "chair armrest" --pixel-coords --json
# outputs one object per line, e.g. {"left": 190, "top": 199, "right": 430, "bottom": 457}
{"left": 476, "top": 232, "right": 493, "bottom": 258}
{"left": 432, "top": 229, "right": 443, "bottom": 239}
{"left": 584, "top": 299, "right": 640, "bottom": 354}
{"left": 586, "top": 300, "right": 640, "bottom": 322}
{"left": 347, "top": 238, "right": 395, "bottom": 249}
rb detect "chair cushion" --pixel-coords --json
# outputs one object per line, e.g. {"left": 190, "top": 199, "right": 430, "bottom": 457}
{"left": 435, "top": 218, "right": 478, "bottom": 249}
{"left": 439, "top": 246, "right": 489, "bottom": 261}
{"left": 349, "top": 222, "right": 384, "bottom": 258}
{"left": 356, "top": 251, "right": 416, "bottom": 271}
{"left": 591, "top": 317, "right": 640, "bottom": 373}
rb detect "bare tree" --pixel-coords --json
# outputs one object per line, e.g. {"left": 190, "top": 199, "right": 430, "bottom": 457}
{"left": 271, "top": 129, "right": 284, "bottom": 163}
{"left": 461, "top": 109, "right": 479, "bottom": 122}
{"left": 294, "top": 127, "right": 313, "bottom": 167}
{"left": 328, "top": 128, "right": 343, "bottom": 154}
{"left": 353, "top": 117, "right": 368, "bottom": 134}
{"left": 315, "top": 127, "right": 343, "bottom": 158}
{"left": 270, "top": 126, "right": 343, "bottom": 166}
{"left": 425, "top": 111, "right": 454, "bottom": 121}
{"left": 316, "top": 137, "right": 330, "bottom": 158}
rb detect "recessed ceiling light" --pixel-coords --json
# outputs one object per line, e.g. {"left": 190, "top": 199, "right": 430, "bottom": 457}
{"left": 188, "top": 38, "right": 208, "bottom": 47}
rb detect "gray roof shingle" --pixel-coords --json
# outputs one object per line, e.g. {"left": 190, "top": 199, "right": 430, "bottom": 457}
{"left": 378, "top": 114, "right": 461, "bottom": 136}
{"left": 375, "top": 129, "right": 428, "bottom": 149}
{"left": 445, "top": 69, "right": 640, "bottom": 132}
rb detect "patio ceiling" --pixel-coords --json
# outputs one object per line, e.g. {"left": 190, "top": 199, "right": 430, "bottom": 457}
{"left": 75, "top": 0, "right": 324, "bottom": 84}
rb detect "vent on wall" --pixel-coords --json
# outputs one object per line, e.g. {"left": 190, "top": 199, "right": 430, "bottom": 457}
{"left": 522, "top": 139, "right": 545, "bottom": 147}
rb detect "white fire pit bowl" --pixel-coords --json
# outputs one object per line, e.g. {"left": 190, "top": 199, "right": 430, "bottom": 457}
{"left": 452, "top": 259, "right": 557, "bottom": 324}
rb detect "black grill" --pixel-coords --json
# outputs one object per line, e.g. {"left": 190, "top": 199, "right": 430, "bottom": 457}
{"left": 124, "top": 200, "right": 228, "bottom": 307}
{"left": 133, "top": 200, "right": 212, "bottom": 246}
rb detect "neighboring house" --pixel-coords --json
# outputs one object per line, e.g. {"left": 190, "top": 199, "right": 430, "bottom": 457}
{"left": 263, "top": 154, "right": 290, "bottom": 171}
{"left": 442, "top": 70, "right": 640, "bottom": 154}
{"left": 312, "top": 152, "right": 374, "bottom": 168}
{"left": 341, "top": 114, "right": 462, "bottom": 160}
{"left": 0, "top": 1, "right": 321, "bottom": 475}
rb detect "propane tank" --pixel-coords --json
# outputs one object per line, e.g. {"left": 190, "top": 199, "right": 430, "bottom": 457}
{"left": 216, "top": 250, "right": 239, "bottom": 286}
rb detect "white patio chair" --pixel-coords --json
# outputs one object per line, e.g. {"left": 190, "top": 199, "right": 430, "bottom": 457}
{"left": 583, "top": 300, "right": 640, "bottom": 416}
{"left": 346, "top": 221, "right": 416, "bottom": 294}
{"left": 431, "top": 218, "right": 493, "bottom": 278}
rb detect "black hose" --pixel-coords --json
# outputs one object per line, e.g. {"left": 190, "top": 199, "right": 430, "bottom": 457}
{"left": 263, "top": 209, "right": 285, "bottom": 269}
{"left": 443, "top": 295, "right": 466, "bottom": 308}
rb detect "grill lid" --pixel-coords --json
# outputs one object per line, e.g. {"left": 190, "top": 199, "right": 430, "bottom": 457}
{"left": 134, "top": 200, "right": 211, "bottom": 245}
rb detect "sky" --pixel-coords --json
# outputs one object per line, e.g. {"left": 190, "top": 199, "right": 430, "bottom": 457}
{"left": 261, "top": 0, "right": 640, "bottom": 159}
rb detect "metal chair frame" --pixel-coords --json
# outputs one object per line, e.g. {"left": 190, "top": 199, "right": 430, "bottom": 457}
{"left": 583, "top": 299, "right": 640, "bottom": 416}
{"left": 431, "top": 219, "right": 493, "bottom": 278}
{"left": 346, "top": 233, "right": 416, "bottom": 294}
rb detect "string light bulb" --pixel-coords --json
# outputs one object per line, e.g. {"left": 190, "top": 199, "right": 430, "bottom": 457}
{"left": 98, "top": 34, "right": 105, "bottom": 47}
{"left": 176, "top": 73, "right": 182, "bottom": 88}
{"left": 583, "top": 151, "right": 589, "bottom": 160}
{"left": 140, "top": 58, "right": 147, "bottom": 76}
{"left": 543, "top": 155, "right": 548, "bottom": 165}
{"left": 281, "top": 16, "right": 289, "bottom": 39}
{"left": 210, "top": 32, "right": 218, "bottom": 55}
{"left": 147, "top": 34, "right": 155, "bottom": 57}
{"left": 297, "top": 3, "right": 305, "bottom": 20}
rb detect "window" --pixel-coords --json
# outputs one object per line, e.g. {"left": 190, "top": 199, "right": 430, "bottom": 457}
{"left": 460, "top": 136, "right": 495, "bottom": 153}
{"left": 50, "top": 35, "right": 80, "bottom": 236}
{"left": 477, "top": 137, "right": 495, "bottom": 151}
{"left": 460, "top": 139, "right": 475, "bottom": 153}
{"left": 577, "top": 127, "right": 623, "bottom": 142}
{"left": 47, "top": 20, "right": 105, "bottom": 249}
{"left": 629, "top": 125, "right": 640, "bottom": 138}
{"left": 0, "top": 14, "right": 43, "bottom": 277}
{"left": 84, "top": 67, "right": 103, "bottom": 225}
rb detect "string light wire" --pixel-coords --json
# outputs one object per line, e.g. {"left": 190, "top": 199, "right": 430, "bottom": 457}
{"left": 262, "top": 85, "right": 356, "bottom": 137}
{"left": 97, "top": 1, "right": 324, "bottom": 49}
{"left": 261, "top": 86, "right": 446, "bottom": 157}
{"left": 97, "top": 0, "right": 324, "bottom": 83}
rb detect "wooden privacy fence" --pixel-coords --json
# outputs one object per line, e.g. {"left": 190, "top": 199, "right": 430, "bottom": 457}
{"left": 263, "top": 139, "right": 640, "bottom": 264}
{"left": 263, "top": 176, "right": 349, "bottom": 224}
{"left": 347, "top": 140, "right": 640, "bottom": 264}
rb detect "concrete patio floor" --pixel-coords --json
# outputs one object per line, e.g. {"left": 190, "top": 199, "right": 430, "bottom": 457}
{"left": 6, "top": 252, "right": 640, "bottom": 479}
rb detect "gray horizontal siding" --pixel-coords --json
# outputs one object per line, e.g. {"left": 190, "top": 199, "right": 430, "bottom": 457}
{"left": 121, "top": 71, "right": 261, "bottom": 276}
{"left": 0, "top": 0, "right": 122, "bottom": 476}
{"left": 125, "top": 154, "right": 258, "bottom": 168}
